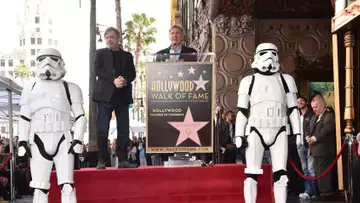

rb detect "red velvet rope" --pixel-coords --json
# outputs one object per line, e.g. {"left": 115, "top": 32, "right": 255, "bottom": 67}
{"left": 0, "top": 153, "right": 12, "bottom": 170}
{"left": 289, "top": 142, "right": 346, "bottom": 181}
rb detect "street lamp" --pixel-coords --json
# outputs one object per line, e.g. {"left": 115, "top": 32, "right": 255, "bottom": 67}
{"left": 96, "top": 23, "right": 108, "bottom": 42}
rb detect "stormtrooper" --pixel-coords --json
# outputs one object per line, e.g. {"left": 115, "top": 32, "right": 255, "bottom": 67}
{"left": 235, "top": 43, "right": 301, "bottom": 203}
{"left": 18, "top": 48, "right": 86, "bottom": 203}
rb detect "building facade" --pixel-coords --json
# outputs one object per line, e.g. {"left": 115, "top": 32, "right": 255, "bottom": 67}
{"left": 18, "top": 0, "right": 59, "bottom": 69}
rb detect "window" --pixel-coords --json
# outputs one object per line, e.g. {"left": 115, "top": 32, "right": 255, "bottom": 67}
{"left": 49, "top": 29, "right": 52, "bottom": 34}
{"left": 0, "top": 71, "right": 5, "bottom": 77}
{"left": 20, "top": 60, "right": 24, "bottom": 64}
{"left": 0, "top": 60, "right": 4, "bottom": 67}
{"left": 37, "top": 49, "right": 41, "bottom": 53}
{"left": 31, "top": 38, "right": 35, "bottom": 44}
{"left": 31, "top": 60, "right": 35, "bottom": 67}
{"left": 35, "top": 28, "right": 40, "bottom": 32}
{"left": 8, "top": 60, "right": 13, "bottom": 67}
{"left": 20, "top": 40, "right": 22, "bottom": 46}
{"left": 23, "top": 39, "right": 25, "bottom": 45}
{"left": 48, "top": 39, "right": 52, "bottom": 45}
{"left": 31, "top": 49, "right": 36, "bottom": 56}
{"left": 9, "top": 71, "right": 13, "bottom": 76}
{"left": 48, "top": 18, "right": 52, "bottom": 25}
{"left": 35, "top": 16, "right": 40, "bottom": 23}
{"left": 54, "top": 40, "right": 58, "bottom": 46}
{"left": 37, "top": 38, "right": 42, "bottom": 45}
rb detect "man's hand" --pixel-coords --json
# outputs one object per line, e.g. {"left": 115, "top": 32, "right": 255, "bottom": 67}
{"left": 113, "top": 77, "right": 122, "bottom": 88}
{"left": 306, "top": 135, "right": 311, "bottom": 144}
{"left": 114, "top": 76, "right": 127, "bottom": 88}
{"left": 118, "top": 76, "right": 127, "bottom": 87}
{"left": 220, "top": 147, "right": 226, "bottom": 154}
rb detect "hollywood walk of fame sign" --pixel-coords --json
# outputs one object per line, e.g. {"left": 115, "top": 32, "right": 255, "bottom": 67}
{"left": 145, "top": 62, "right": 214, "bottom": 153}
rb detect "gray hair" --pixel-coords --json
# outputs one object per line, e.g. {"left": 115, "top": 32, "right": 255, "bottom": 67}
{"left": 104, "top": 27, "right": 120, "bottom": 39}
{"left": 311, "top": 95, "right": 326, "bottom": 108}
{"left": 169, "top": 24, "right": 185, "bottom": 35}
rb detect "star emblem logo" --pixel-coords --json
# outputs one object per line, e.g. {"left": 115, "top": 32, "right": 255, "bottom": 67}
{"left": 188, "top": 66, "right": 195, "bottom": 74}
{"left": 177, "top": 71, "right": 183, "bottom": 78}
{"left": 193, "top": 75, "right": 209, "bottom": 91}
{"left": 168, "top": 107, "right": 208, "bottom": 146}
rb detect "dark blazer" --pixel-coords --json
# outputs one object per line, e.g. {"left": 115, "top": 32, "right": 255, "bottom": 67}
{"left": 309, "top": 110, "right": 336, "bottom": 157}
{"left": 302, "top": 107, "right": 315, "bottom": 147}
{"left": 92, "top": 48, "right": 136, "bottom": 104}
{"left": 155, "top": 45, "right": 197, "bottom": 62}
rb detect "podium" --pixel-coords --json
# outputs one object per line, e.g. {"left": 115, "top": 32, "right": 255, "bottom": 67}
{"left": 144, "top": 52, "right": 217, "bottom": 166}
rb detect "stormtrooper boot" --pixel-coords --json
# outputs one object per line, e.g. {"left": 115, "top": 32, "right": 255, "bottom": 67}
{"left": 244, "top": 178, "right": 257, "bottom": 203}
{"left": 61, "top": 184, "right": 77, "bottom": 203}
{"left": 33, "top": 189, "right": 48, "bottom": 203}
{"left": 273, "top": 175, "right": 288, "bottom": 203}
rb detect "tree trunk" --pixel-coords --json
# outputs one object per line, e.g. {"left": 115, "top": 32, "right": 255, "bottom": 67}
{"left": 88, "top": 0, "right": 98, "bottom": 152}
{"left": 115, "top": 0, "right": 123, "bottom": 46}
{"left": 134, "top": 30, "right": 143, "bottom": 119}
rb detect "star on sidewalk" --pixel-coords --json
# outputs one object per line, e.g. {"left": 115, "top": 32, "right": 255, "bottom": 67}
{"left": 188, "top": 66, "right": 195, "bottom": 74}
{"left": 193, "top": 75, "right": 209, "bottom": 91}
{"left": 168, "top": 107, "right": 208, "bottom": 146}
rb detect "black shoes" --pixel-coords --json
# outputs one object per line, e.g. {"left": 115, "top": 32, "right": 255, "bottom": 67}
{"left": 96, "top": 160, "right": 138, "bottom": 169}
{"left": 118, "top": 161, "right": 138, "bottom": 168}
{"left": 96, "top": 160, "right": 106, "bottom": 169}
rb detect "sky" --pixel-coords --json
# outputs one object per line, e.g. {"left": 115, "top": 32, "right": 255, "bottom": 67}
{"left": 0, "top": 0, "right": 171, "bottom": 111}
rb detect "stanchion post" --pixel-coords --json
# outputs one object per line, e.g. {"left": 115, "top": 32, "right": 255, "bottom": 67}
{"left": 7, "top": 89, "right": 15, "bottom": 202}
{"left": 344, "top": 30, "right": 355, "bottom": 203}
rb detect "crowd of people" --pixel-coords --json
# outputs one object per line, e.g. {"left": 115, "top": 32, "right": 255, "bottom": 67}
{"left": 0, "top": 136, "right": 32, "bottom": 201}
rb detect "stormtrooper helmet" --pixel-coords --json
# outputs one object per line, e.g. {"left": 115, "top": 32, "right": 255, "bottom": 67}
{"left": 251, "top": 43, "right": 280, "bottom": 74}
{"left": 35, "top": 48, "right": 66, "bottom": 80}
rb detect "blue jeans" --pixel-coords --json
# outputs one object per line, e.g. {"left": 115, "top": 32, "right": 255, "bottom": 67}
{"left": 297, "top": 144, "right": 317, "bottom": 196}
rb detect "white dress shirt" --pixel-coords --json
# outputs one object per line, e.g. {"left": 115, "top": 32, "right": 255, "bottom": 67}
{"left": 169, "top": 45, "right": 182, "bottom": 61}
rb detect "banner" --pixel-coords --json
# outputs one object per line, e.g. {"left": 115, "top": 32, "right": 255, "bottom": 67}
{"left": 146, "top": 62, "right": 214, "bottom": 153}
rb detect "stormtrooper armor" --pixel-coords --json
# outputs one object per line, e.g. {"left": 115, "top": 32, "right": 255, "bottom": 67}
{"left": 235, "top": 43, "right": 301, "bottom": 203}
{"left": 18, "top": 48, "right": 86, "bottom": 203}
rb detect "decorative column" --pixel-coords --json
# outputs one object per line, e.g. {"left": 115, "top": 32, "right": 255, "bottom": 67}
{"left": 344, "top": 30, "right": 355, "bottom": 202}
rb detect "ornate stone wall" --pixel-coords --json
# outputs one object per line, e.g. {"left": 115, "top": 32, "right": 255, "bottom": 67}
{"left": 213, "top": 15, "right": 255, "bottom": 111}
{"left": 256, "top": 19, "right": 332, "bottom": 76}
{"left": 180, "top": 0, "right": 333, "bottom": 111}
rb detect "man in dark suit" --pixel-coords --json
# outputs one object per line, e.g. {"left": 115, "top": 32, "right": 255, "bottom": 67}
{"left": 220, "top": 111, "right": 237, "bottom": 163}
{"left": 155, "top": 24, "right": 197, "bottom": 62}
{"left": 307, "top": 95, "right": 336, "bottom": 200}
{"left": 92, "top": 27, "right": 137, "bottom": 169}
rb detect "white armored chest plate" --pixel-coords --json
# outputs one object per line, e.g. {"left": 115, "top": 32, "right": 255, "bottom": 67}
{"left": 248, "top": 73, "right": 288, "bottom": 127}
{"left": 29, "top": 80, "right": 71, "bottom": 114}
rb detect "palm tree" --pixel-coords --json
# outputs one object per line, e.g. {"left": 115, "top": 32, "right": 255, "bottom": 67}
{"left": 14, "top": 64, "right": 33, "bottom": 82}
{"left": 88, "top": 0, "right": 98, "bottom": 152}
{"left": 123, "top": 13, "right": 157, "bottom": 118}
{"left": 115, "top": 0, "right": 123, "bottom": 45}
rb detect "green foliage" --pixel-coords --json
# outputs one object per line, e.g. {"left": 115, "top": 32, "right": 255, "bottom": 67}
{"left": 123, "top": 13, "right": 157, "bottom": 56}
{"left": 15, "top": 64, "right": 33, "bottom": 81}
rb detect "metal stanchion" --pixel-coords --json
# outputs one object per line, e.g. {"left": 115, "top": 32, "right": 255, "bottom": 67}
{"left": 7, "top": 89, "right": 15, "bottom": 202}
{"left": 213, "top": 110, "right": 222, "bottom": 164}
{"left": 346, "top": 134, "right": 356, "bottom": 202}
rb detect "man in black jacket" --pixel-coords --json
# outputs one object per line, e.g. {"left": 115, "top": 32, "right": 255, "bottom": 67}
{"left": 92, "top": 27, "right": 136, "bottom": 169}
{"left": 155, "top": 24, "right": 197, "bottom": 62}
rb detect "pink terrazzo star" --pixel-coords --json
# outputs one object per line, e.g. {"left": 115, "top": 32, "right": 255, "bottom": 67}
{"left": 168, "top": 107, "right": 209, "bottom": 146}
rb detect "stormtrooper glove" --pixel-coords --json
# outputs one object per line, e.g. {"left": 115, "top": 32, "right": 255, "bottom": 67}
{"left": 68, "top": 139, "right": 83, "bottom": 155}
{"left": 18, "top": 141, "right": 31, "bottom": 158}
